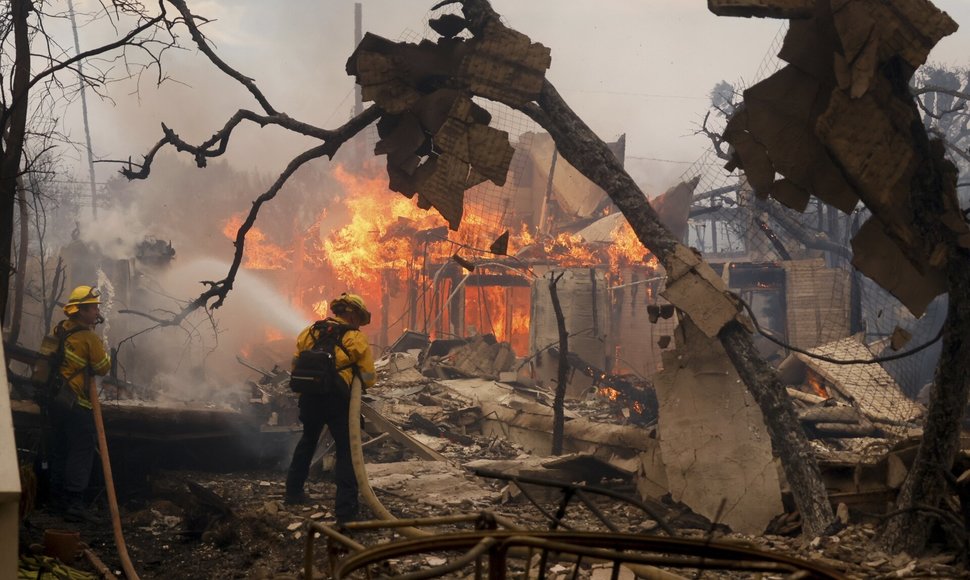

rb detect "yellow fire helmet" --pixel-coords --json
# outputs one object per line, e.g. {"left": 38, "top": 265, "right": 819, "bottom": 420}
{"left": 330, "top": 292, "right": 371, "bottom": 326}
{"left": 63, "top": 285, "right": 102, "bottom": 316}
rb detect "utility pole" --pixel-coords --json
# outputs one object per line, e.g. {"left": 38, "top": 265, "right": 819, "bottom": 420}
{"left": 68, "top": 0, "right": 98, "bottom": 219}
{"left": 354, "top": 3, "right": 363, "bottom": 116}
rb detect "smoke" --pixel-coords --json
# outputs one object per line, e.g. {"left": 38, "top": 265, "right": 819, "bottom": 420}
{"left": 78, "top": 205, "right": 151, "bottom": 261}
{"left": 111, "top": 256, "right": 313, "bottom": 405}
{"left": 159, "top": 257, "right": 310, "bottom": 338}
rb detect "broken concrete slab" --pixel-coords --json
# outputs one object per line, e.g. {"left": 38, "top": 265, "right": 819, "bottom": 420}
{"left": 365, "top": 460, "right": 499, "bottom": 509}
{"left": 540, "top": 452, "right": 635, "bottom": 482}
{"left": 653, "top": 319, "right": 784, "bottom": 534}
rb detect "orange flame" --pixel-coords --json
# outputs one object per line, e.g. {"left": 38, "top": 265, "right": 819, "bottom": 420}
{"left": 222, "top": 214, "right": 291, "bottom": 270}
{"left": 806, "top": 371, "right": 830, "bottom": 399}
{"left": 608, "top": 222, "right": 660, "bottom": 271}
{"left": 221, "top": 159, "right": 665, "bottom": 355}
{"left": 321, "top": 165, "right": 449, "bottom": 304}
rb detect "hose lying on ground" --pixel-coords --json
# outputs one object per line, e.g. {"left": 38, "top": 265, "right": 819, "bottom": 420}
{"left": 347, "top": 375, "right": 430, "bottom": 538}
{"left": 88, "top": 380, "right": 139, "bottom": 580}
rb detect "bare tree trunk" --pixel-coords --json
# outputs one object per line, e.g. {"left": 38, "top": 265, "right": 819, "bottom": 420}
{"left": 0, "top": 0, "right": 32, "bottom": 327}
{"left": 878, "top": 78, "right": 970, "bottom": 550}
{"left": 7, "top": 185, "right": 28, "bottom": 343}
{"left": 880, "top": 266, "right": 970, "bottom": 553}
{"left": 522, "top": 80, "right": 835, "bottom": 536}
{"left": 548, "top": 271, "right": 568, "bottom": 456}
{"left": 44, "top": 258, "right": 65, "bottom": 332}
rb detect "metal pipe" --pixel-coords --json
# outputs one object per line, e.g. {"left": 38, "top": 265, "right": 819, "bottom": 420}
{"left": 392, "top": 538, "right": 498, "bottom": 580}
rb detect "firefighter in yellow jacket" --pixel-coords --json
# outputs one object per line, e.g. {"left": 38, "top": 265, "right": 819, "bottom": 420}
{"left": 285, "top": 293, "right": 376, "bottom": 522}
{"left": 47, "top": 285, "right": 111, "bottom": 521}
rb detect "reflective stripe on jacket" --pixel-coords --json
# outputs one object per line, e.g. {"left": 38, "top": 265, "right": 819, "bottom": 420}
{"left": 56, "top": 319, "right": 111, "bottom": 409}
{"left": 294, "top": 315, "right": 376, "bottom": 389}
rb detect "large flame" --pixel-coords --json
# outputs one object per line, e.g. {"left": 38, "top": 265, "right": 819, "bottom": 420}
{"left": 223, "top": 214, "right": 292, "bottom": 270}
{"left": 225, "top": 160, "right": 662, "bottom": 359}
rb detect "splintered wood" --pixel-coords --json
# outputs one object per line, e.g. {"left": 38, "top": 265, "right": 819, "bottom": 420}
{"left": 718, "top": 0, "right": 963, "bottom": 317}
{"left": 346, "top": 14, "right": 549, "bottom": 231}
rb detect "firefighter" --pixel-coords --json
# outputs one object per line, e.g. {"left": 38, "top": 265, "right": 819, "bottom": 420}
{"left": 47, "top": 285, "right": 111, "bottom": 522}
{"left": 285, "top": 293, "right": 376, "bottom": 523}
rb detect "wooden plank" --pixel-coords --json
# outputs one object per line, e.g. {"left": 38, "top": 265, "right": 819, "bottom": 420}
{"left": 360, "top": 402, "right": 449, "bottom": 463}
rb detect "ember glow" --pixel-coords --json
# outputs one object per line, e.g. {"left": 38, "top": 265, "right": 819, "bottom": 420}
{"left": 599, "top": 386, "right": 621, "bottom": 401}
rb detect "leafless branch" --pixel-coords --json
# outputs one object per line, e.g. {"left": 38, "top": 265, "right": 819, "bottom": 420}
{"left": 695, "top": 110, "right": 732, "bottom": 161}
{"left": 916, "top": 92, "right": 966, "bottom": 121}
{"left": 912, "top": 84, "right": 970, "bottom": 101}
{"left": 118, "top": 102, "right": 378, "bottom": 325}
{"left": 120, "top": 106, "right": 375, "bottom": 179}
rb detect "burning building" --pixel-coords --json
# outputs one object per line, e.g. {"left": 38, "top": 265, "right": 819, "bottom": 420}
{"left": 199, "top": 129, "right": 693, "bottom": 400}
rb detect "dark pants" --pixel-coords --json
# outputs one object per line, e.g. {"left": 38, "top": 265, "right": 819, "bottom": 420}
{"left": 286, "top": 392, "right": 359, "bottom": 520}
{"left": 48, "top": 402, "right": 96, "bottom": 504}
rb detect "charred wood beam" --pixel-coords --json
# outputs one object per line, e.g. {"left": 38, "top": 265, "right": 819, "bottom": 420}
{"left": 548, "top": 271, "right": 569, "bottom": 456}
{"left": 754, "top": 217, "right": 792, "bottom": 261}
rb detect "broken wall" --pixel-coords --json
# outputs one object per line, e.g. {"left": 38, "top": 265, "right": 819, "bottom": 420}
{"left": 530, "top": 267, "right": 611, "bottom": 395}
{"left": 612, "top": 269, "right": 675, "bottom": 377}
{"left": 653, "top": 319, "right": 783, "bottom": 535}
{"left": 783, "top": 259, "right": 851, "bottom": 350}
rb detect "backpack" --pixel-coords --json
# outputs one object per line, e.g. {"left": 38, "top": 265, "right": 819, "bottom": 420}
{"left": 31, "top": 323, "right": 83, "bottom": 402}
{"left": 289, "top": 321, "right": 356, "bottom": 395}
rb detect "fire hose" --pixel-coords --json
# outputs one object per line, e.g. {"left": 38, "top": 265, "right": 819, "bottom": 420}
{"left": 347, "top": 375, "right": 430, "bottom": 539}
{"left": 88, "top": 379, "right": 139, "bottom": 580}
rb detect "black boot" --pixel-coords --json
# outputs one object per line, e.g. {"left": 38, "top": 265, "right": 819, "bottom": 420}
{"left": 62, "top": 494, "right": 102, "bottom": 524}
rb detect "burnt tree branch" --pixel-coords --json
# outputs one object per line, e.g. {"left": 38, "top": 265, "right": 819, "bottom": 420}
{"left": 126, "top": 106, "right": 378, "bottom": 325}
{"left": 696, "top": 110, "right": 733, "bottom": 161}
{"left": 119, "top": 0, "right": 381, "bottom": 322}
{"left": 120, "top": 106, "right": 377, "bottom": 180}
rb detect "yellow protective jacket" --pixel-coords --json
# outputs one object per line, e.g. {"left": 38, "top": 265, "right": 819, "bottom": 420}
{"left": 54, "top": 319, "right": 111, "bottom": 409}
{"left": 294, "top": 316, "right": 376, "bottom": 389}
